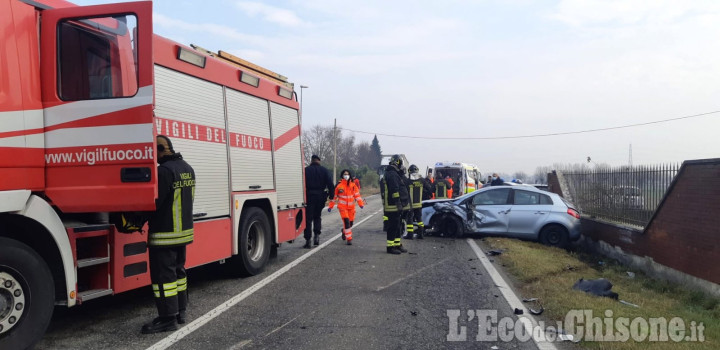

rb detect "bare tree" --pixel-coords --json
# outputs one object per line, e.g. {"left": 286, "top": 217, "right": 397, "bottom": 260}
{"left": 301, "top": 125, "right": 334, "bottom": 165}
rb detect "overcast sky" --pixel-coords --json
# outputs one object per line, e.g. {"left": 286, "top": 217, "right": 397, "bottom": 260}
{"left": 77, "top": 0, "right": 720, "bottom": 175}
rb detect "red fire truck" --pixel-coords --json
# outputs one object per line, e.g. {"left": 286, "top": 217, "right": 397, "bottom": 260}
{"left": 0, "top": 1, "right": 307, "bottom": 348}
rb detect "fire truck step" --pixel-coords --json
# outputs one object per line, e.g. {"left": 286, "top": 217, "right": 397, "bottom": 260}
{"left": 77, "top": 257, "right": 110, "bottom": 268}
{"left": 77, "top": 289, "right": 113, "bottom": 303}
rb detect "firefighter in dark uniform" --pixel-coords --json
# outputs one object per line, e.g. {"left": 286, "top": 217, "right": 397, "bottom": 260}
{"left": 142, "top": 135, "right": 195, "bottom": 334}
{"left": 403, "top": 164, "right": 433, "bottom": 240}
{"left": 434, "top": 172, "right": 451, "bottom": 199}
{"left": 381, "top": 155, "right": 409, "bottom": 254}
{"left": 304, "top": 154, "right": 335, "bottom": 248}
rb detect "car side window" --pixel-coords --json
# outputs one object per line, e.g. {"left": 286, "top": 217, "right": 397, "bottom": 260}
{"left": 513, "top": 190, "right": 540, "bottom": 205}
{"left": 540, "top": 194, "right": 553, "bottom": 205}
{"left": 472, "top": 188, "right": 510, "bottom": 205}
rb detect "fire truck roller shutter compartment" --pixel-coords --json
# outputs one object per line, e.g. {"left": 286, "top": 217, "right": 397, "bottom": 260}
{"left": 154, "top": 65, "right": 230, "bottom": 218}
{"left": 226, "top": 88, "right": 274, "bottom": 191}
{"left": 270, "top": 103, "right": 303, "bottom": 208}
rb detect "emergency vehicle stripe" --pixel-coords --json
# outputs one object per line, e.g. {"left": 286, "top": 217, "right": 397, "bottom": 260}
{"left": 44, "top": 124, "right": 154, "bottom": 148}
{"left": 0, "top": 110, "right": 43, "bottom": 134}
{"left": 44, "top": 86, "right": 153, "bottom": 127}
{"left": 272, "top": 124, "right": 300, "bottom": 151}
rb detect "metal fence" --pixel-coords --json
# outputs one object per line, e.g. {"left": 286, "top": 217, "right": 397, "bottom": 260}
{"left": 563, "top": 163, "right": 681, "bottom": 228}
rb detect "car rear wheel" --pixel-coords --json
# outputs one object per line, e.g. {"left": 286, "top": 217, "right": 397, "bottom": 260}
{"left": 539, "top": 224, "right": 569, "bottom": 248}
{"left": 440, "top": 215, "right": 464, "bottom": 238}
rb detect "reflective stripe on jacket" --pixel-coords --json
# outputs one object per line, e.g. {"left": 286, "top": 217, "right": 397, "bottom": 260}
{"left": 408, "top": 178, "right": 424, "bottom": 209}
{"left": 329, "top": 180, "right": 364, "bottom": 210}
{"left": 148, "top": 154, "right": 195, "bottom": 247}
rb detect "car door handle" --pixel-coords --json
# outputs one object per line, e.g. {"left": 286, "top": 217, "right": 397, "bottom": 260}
{"left": 498, "top": 209, "right": 511, "bottom": 214}
{"left": 534, "top": 211, "right": 547, "bottom": 215}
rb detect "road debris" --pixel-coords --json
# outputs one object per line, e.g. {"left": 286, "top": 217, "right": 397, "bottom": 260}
{"left": 513, "top": 308, "right": 523, "bottom": 315}
{"left": 411, "top": 311, "right": 417, "bottom": 316}
{"left": 620, "top": 300, "right": 639, "bottom": 308}
{"left": 572, "top": 278, "right": 619, "bottom": 299}
{"left": 626, "top": 271, "right": 636, "bottom": 278}
{"left": 487, "top": 250, "right": 503, "bottom": 256}
{"left": 522, "top": 298, "right": 544, "bottom": 315}
{"left": 546, "top": 328, "right": 576, "bottom": 342}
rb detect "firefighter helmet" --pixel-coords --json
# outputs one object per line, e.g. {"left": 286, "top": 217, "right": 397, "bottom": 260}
{"left": 389, "top": 154, "right": 403, "bottom": 168}
{"left": 408, "top": 164, "right": 419, "bottom": 174}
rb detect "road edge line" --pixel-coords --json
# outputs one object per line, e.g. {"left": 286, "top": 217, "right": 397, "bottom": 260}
{"left": 466, "top": 238, "right": 558, "bottom": 350}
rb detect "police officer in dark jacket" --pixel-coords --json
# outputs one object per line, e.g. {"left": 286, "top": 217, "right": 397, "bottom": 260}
{"left": 381, "top": 155, "right": 410, "bottom": 254}
{"left": 304, "top": 155, "right": 334, "bottom": 248}
{"left": 142, "top": 135, "right": 195, "bottom": 334}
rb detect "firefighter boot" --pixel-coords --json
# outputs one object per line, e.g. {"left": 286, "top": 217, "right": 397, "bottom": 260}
{"left": 397, "top": 244, "right": 408, "bottom": 253}
{"left": 313, "top": 234, "right": 320, "bottom": 246}
{"left": 386, "top": 247, "right": 401, "bottom": 255}
{"left": 417, "top": 225, "right": 424, "bottom": 239}
{"left": 177, "top": 310, "right": 187, "bottom": 324}
{"left": 303, "top": 239, "right": 312, "bottom": 249}
{"left": 141, "top": 317, "right": 178, "bottom": 334}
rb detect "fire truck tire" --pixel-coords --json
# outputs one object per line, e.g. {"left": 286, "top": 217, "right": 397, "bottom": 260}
{"left": 233, "top": 207, "right": 271, "bottom": 277}
{"left": 0, "top": 237, "right": 55, "bottom": 350}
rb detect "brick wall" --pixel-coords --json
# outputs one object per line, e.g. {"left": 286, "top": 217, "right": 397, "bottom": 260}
{"left": 549, "top": 159, "right": 720, "bottom": 285}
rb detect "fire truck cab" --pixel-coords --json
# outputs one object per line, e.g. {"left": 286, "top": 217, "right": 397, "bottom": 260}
{"left": 0, "top": 1, "right": 306, "bottom": 348}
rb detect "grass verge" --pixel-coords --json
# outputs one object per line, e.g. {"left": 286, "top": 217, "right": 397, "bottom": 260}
{"left": 484, "top": 238, "right": 718, "bottom": 350}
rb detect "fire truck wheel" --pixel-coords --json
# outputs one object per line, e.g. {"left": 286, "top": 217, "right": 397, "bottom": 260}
{"left": 0, "top": 237, "right": 55, "bottom": 350}
{"left": 233, "top": 207, "right": 272, "bottom": 276}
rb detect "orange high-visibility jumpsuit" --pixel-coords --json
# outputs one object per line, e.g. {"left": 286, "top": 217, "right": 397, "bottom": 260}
{"left": 446, "top": 178, "right": 455, "bottom": 199}
{"left": 329, "top": 180, "right": 365, "bottom": 242}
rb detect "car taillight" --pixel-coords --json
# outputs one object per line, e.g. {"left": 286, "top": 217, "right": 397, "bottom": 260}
{"left": 567, "top": 208, "right": 580, "bottom": 219}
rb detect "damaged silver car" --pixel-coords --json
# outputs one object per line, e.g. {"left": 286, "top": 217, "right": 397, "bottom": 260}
{"left": 421, "top": 186, "right": 581, "bottom": 247}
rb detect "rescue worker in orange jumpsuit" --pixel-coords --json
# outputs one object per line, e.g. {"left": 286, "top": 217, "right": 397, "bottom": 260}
{"left": 328, "top": 169, "right": 365, "bottom": 245}
{"left": 445, "top": 175, "right": 455, "bottom": 199}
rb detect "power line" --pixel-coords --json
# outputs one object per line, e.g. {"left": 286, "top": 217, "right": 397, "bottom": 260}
{"left": 337, "top": 110, "right": 720, "bottom": 140}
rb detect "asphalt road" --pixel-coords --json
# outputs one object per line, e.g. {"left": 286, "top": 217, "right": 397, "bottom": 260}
{"left": 37, "top": 195, "right": 540, "bottom": 350}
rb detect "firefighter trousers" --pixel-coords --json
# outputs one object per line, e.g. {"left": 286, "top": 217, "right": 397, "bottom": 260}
{"left": 405, "top": 208, "right": 424, "bottom": 235}
{"left": 338, "top": 208, "right": 356, "bottom": 240}
{"left": 149, "top": 246, "right": 188, "bottom": 318}
{"left": 385, "top": 210, "right": 403, "bottom": 247}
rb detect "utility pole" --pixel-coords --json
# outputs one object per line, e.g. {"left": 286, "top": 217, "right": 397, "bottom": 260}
{"left": 629, "top": 143, "right": 633, "bottom": 167}
{"left": 333, "top": 118, "right": 337, "bottom": 183}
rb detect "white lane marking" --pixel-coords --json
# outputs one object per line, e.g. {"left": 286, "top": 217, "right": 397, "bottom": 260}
{"left": 466, "top": 239, "right": 558, "bottom": 350}
{"left": 146, "top": 210, "right": 381, "bottom": 350}
{"left": 263, "top": 313, "right": 301, "bottom": 338}
{"left": 376, "top": 257, "right": 451, "bottom": 292}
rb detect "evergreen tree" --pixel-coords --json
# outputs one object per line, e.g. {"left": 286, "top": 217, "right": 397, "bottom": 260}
{"left": 370, "top": 135, "right": 382, "bottom": 169}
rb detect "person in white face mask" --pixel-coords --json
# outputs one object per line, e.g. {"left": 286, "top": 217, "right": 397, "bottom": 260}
{"left": 490, "top": 173, "right": 505, "bottom": 186}
{"left": 328, "top": 169, "right": 365, "bottom": 245}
